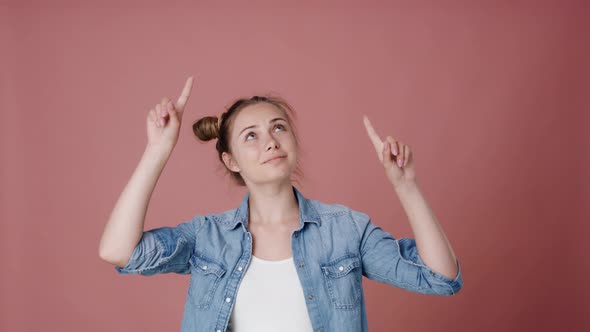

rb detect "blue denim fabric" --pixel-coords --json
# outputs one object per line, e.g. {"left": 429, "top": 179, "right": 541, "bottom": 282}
{"left": 115, "top": 185, "right": 463, "bottom": 332}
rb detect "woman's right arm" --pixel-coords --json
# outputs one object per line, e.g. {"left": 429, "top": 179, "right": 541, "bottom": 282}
{"left": 98, "top": 146, "right": 171, "bottom": 268}
{"left": 98, "top": 76, "right": 195, "bottom": 268}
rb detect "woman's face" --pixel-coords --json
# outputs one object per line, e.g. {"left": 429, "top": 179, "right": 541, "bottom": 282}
{"left": 222, "top": 102, "right": 298, "bottom": 185}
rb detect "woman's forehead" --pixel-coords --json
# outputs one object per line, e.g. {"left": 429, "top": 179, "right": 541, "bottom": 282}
{"left": 233, "top": 102, "right": 285, "bottom": 126}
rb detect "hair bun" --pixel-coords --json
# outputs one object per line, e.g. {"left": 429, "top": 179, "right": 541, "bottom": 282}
{"left": 192, "top": 116, "right": 220, "bottom": 141}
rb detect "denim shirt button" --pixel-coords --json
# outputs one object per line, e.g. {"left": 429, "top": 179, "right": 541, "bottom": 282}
{"left": 299, "top": 263, "right": 304, "bottom": 268}
{"left": 225, "top": 297, "right": 231, "bottom": 303}
{"left": 338, "top": 266, "right": 344, "bottom": 271}
{"left": 308, "top": 294, "right": 314, "bottom": 300}
{"left": 238, "top": 266, "right": 243, "bottom": 271}
{"left": 202, "top": 265, "right": 208, "bottom": 270}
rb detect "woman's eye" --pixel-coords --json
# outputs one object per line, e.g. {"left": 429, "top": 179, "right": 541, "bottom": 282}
{"left": 245, "top": 124, "right": 286, "bottom": 141}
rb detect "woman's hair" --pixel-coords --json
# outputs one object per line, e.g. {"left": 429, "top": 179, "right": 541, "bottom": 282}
{"left": 192, "top": 95, "right": 303, "bottom": 187}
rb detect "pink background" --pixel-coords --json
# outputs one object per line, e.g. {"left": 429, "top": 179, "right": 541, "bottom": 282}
{"left": 2, "top": 1, "right": 588, "bottom": 331}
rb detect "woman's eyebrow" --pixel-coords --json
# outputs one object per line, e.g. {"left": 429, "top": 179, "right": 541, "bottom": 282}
{"left": 239, "top": 117, "right": 287, "bottom": 136}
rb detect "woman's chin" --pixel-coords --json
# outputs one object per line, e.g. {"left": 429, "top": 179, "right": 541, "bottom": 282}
{"left": 264, "top": 170, "right": 293, "bottom": 182}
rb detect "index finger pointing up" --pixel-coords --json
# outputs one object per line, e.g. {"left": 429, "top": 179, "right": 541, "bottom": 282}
{"left": 175, "top": 76, "right": 195, "bottom": 111}
{"left": 363, "top": 115, "right": 383, "bottom": 148}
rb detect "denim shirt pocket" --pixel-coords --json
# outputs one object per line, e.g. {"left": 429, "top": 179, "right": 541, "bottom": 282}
{"left": 320, "top": 253, "right": 362, "bottom": 310}
{"left": 187, "top": 252, "right": 227, "bottom": 310}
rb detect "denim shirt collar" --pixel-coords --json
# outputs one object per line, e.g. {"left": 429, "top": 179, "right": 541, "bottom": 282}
{"left": 225, "top": 184, "right": 321, "bottom": 231}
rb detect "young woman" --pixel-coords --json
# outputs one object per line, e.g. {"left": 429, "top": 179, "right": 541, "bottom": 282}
{"left": 99, "top": 77, "right": 463, "bottom": 332}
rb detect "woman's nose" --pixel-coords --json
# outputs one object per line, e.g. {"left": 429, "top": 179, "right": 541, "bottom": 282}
{"left": 265, "top": 136, "right": 280, "bottom": 150}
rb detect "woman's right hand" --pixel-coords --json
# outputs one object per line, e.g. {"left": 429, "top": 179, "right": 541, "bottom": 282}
{"left": 146, "top": 76, "right": 195, "bottom": 153}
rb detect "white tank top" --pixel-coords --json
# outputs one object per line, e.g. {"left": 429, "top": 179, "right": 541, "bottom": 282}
{"left": 227, "top": 255, "right": 314, "bottom": 332}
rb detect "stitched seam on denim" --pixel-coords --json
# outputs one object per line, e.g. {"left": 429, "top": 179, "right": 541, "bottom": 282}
{"left": 193, "top": 251, "right": 227, "bottom": 270}
{"left": 365, "top": 270, "right": 455, "bottom": 295}
{"left": 323, "top": 266, "right": 362, "bottom": 309}
{"left": 209, "top": 214, "right": 222, "bottom": 224}
{"left": 122, "top": 233, "right": 160, "bottom": 268}
{"left": 363, "top": 271, "right": 431, "bottom": 291}
{"left": 447, "top": 283, "right": 455, "bottom": 295}
{"left": 395, "top": 238, "right": 456, "bottom": 293}
{"left": 413, "top": 248, "right": 461, "bottom": 286}
{"left": 295, "top": 230, "right": 327, "bottom": 328}
{"left": 322, "top": 252, "right": 359, "bottom": 268}
{"left": 191, "top": 254, "right": 226, "bottom": 278}
{"left": 124, "top": 236, "right": 188, "bottom": 274}
{"left": 192, "top": 216, "right": 204, "bottom": 254}
{"left": 188, "top": 272, "right": 222, "bottom": 308}
{"left": 126, "top": 247, "right": 158, "bottom": 265}
{"left": 394, "top": 238, "right": 430, "bottom": 269}
{"left": 366, "top": 238, "right": 434, "bottom": 287}
{"left": 347, "top": 210, "right": 364, "bottom": 262}
{"left": 320, "top": 210, "right": 349, "bottom": 218}
{"left": 324, "top": 273, "right": 361, "bottom": 309}
{"left": 151, "top": 235, "right": 185, "bottom": 271}
{"left": 188, "top": 253, "right": 226, "bottom": 307}
{"left": 153, "top": 231, "right": 166, "bottom": 253}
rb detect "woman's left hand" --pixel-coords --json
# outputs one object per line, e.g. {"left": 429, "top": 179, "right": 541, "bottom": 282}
{"left": 362, "top": 115, "right": 416, "bottom": 188}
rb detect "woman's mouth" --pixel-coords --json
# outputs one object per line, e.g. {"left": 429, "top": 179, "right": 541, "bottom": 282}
{"left": 264, "top": 156, "right": 286, "bottom": 163}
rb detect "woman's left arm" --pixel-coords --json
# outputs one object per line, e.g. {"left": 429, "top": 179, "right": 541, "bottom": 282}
{"left": 393, "top": 180, "right": 459, "bottom": 279}
{"left": 362, "top": 115, "right": 459, "bottom": 280}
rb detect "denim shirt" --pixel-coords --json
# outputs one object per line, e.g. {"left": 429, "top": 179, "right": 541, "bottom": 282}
{"left": 114, "top": 185, "right": 463, "bottom": 332}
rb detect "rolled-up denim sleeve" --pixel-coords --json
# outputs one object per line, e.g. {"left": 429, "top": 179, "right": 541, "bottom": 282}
{"left": 114, "top": 216, "right": 201, "bottom": 276}
{"left": 351, "top": 209, "right": 463, "bottom": 296}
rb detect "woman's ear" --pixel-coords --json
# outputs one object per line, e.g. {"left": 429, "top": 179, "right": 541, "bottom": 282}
{"left": 222, "top": 151, "right": 241, "bottom": 172}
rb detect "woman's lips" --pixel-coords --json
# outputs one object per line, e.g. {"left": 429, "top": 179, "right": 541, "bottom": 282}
{"left": 264, "top": 156, "right": 286, "bottom": 163}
